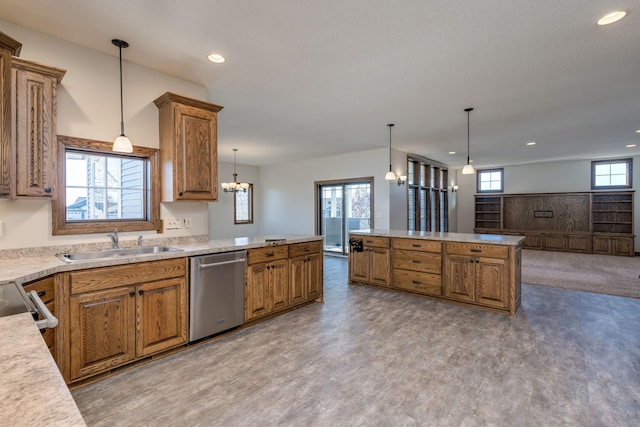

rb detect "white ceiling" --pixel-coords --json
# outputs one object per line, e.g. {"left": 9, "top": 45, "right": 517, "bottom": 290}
{"left": 1, "top": 1, "right": 639, "bottom": 167}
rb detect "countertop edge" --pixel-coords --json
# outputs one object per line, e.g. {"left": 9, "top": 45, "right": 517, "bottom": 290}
{"left": 348, "top": 229, "right": 525, "bottom": 246}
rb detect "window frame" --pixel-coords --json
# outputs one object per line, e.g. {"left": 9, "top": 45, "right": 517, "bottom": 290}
{"left": 591, "top": 158, "right": 632, "bottom": 190}
{"left": 477, "top": 168, "right": 504, "bottom": 193}
{"left": 234, "top": 183, "right": 254, "bottom": 224}
{"left": 53, "top": 135, "right": 161, "bottom": 235}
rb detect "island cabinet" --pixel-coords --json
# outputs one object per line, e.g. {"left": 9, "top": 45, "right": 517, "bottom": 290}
{"left": 245, "top": 245, "right": 289, "bottom": 321}
{"left": 289, "top": 241, "right": 323, "bottom": 305}
{"left": 154, "top": 92, "right": 223, "bottom": 202}
{"left": 391, "top": 238, "right": 442, "bottom": 296}
{"left": 10, "top": 58, "right": 66, "bottom": 198}
{"left": 443, "top": 242, "right": 520, "bottom": 314}
{"left": 57, "top": 258, "right": 188, "bottom": 383}
{"left": 348, "top": 236, "right": 390, "bottom": 287}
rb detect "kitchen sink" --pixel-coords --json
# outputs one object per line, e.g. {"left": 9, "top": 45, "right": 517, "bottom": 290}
{"left": 56, "top": 246, "right": 183, "bottom": 263}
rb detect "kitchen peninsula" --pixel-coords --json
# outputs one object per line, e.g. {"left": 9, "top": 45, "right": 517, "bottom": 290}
{"left": 348, "top": 230, "right": 524, "bottom": 317}
{"left": 0, "top": 234, "right": 322, "bottom": 425}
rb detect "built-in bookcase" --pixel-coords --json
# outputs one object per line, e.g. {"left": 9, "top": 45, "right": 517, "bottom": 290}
{"left": 473, "top": 191, "right": 634, "bottom": 256}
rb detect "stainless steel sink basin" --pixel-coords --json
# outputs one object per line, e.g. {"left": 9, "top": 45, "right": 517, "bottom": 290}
{"left": 56, "top": 246, "right": 183, "bottom": 263}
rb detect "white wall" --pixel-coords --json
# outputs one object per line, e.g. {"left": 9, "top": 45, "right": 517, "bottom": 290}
{"left": 260, "top": 148, "right": 393, "bottom": 236}
{"left": 456, "top": 156, "right": 640, "bottom": 248}
{"left": 208, "top": 163, "right": 261, "bottom": 239}
{"left": 0, "top": 21, "right": 212, "bottom": 249}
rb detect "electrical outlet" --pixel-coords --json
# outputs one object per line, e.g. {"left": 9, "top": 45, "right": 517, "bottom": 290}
{"left": 183, "top": 217, "right": 192, "bottom": 229}
{"left": 164, "top": 217, "right": 182, "bottom": 230}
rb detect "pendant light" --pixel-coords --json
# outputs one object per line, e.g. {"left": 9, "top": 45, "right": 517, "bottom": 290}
{"left": 112, "top": 39, "right": 133, "bottom": 153}
{"left": 221, "top": 149, "right": 250, "bottom": 193}
{"left": 385, "top": 123, "right": 397, "bottom": 180}
{"left": 461, "top": 107, "right": 475, "bottom": 175}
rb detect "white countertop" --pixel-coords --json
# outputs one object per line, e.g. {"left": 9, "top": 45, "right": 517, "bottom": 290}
{"left": 0, "top": 313, "right": 86, "bottom": 426}
{"left": 0, "top": 234, "right": 323, "bottom": 285}
{"left": 349, "top": 229, "right": 525, "bottom": 246}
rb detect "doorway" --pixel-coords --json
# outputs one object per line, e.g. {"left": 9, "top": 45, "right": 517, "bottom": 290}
{"left": 315, "top": 178, "right": 374, "bottom": 255}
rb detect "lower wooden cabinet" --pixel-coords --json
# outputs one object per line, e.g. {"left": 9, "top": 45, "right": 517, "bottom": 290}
{"left": 443, "top": 243, "right": 512, "bottom": 311}
{"left": 391, "top": 238, "right": 442, "bottom": 296}
{"left": 348, "top": 236, "right": 390, "bottom": 286}
{"left": 245, "top": 258, "right": 289, "bottom": 321}
{"left": 61, "top": 258, "right": 188, "bottom": 383}
{"left": 593, "top": 235, "right": 634, "bottom": 256}
{"left": 289, "top": 252, "right": 323, "bottom": 305}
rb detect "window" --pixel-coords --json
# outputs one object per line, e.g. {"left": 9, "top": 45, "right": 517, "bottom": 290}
{"left": 234, "top": 184, "right": 253, "bottom": 224}
{"left": 407, "top": 157, "right": 448, "bottom": 232}
{"left": 53, "top": 135, "right": 160, "bottom": 235}
{"left": 477, "top": 168, "right": 504, "bottom": 193}
{"left": 592, "top": 158, "right": 632, "bottom": 189}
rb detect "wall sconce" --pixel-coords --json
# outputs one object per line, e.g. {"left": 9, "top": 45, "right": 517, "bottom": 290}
{"left": 397, "top": 175, "right": 407, "bottom": 186}
{"left": 451, "top": 185, "right": 459, "bottom": 192}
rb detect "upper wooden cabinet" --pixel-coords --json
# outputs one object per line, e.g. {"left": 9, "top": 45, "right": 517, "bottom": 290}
{"left": 154, "top": 92, "right": 223, "bottom": 202}
{"left": 0, "top": 31, "right": 22, "bottom": 197}
{"left": 10, "top": 58, "right": 65, "bottom": 198}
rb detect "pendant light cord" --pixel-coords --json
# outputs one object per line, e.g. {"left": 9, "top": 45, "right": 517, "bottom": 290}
{"left": 388, "top": 123, "right": 394, "bottom": 171}
{"left": 119, "top": 45, "right": 125, "bottom": 136}
{"left": 464, "top": 108, "right": 473, "bottom": 165}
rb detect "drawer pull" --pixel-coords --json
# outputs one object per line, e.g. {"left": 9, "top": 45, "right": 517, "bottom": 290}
{"left": 470, "top": 249, "right": 481, "bottom": 253}
{"left": 365, "top": 240, "right": 373, "bottom": 244}
{"left": 303, "top": 247, "right": 310, "bottom": 252}
{"left": 412, "top": 260, "right": 421, "bottom": 264}
{"left": 412, "top": 244, "right": 421, "bottom": 247}
{"left": 412, "top": 280, "right": 422, "bottom": 285}
{"left": 265, "top": 252, "right": 275, "bottom": 257}
{"left": 37, "top": 290, "right": 46, "bottom": 297}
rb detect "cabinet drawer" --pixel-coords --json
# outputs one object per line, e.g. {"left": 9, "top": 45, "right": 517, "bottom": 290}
{"left": 289, "top": 241, "right": 322, "bottom": 258}
{"left": 23, "top": 276, "right": 55, "bottom": 304}
{"left": 392, "top": 238, "right": 441, "bottom": 252}
{"left": 360, "top": 236, "right": 389, "bottom": 248}
{"left": 445, "top": 243, "right": 508, "bottom": 259}
{"left": 393, "top": 269, "right": 441, "bottom": 296}
{"left": 70, "top": 257, "right": 186, "bottom": 294}
{"left": 248, "top": 245, "right": 288, "bottom": 265}
{"left": 393, "top": 249, "right": 441, "bottom": 274}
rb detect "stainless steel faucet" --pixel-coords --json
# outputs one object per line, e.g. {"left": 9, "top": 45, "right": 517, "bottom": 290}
{"left": 108, "top": 228, "right": 120, "bottom": 249}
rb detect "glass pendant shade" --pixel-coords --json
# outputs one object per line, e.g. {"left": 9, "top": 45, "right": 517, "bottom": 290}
{"left": 462, "top": 163, "right": 475, "bottom": 175}
{"left": 113, "top": 135, "right": 133, "bottom": 153}
{"left": 385, "top": 170, "right": 397, "bottom": 180}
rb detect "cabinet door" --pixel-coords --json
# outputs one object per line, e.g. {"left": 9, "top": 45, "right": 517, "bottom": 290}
{"left": 369, "top": 247, "right": 390, "bottom": 286}
{"left": 136, "top": 277, "right": 188, "bottom": 357}
{"left": 174, "top": 104, "right": 218, "bottom": 201}
{"left": 306, "top": 253, "right": 323, "bottom": 301}
{"left": 475, "top": 257, "right": 508, "bottom": 309}
{"left": 69, "top": 287, "right": 136, "bottom": 380}
{"left": 12, "top": 67, "right": 57, "bottom": 197}
{"left": 349, "top": 249, "right": 370, "bottom": 283}
{"left": 612, "top": 237, "right": 634, "bottom": 256}
{"left": 289, "top": 255, "right": 307, "bottom": 305}
{"left": 444, "top": 255, "right": 475, "bottom": 302}
{"left": 246, "top": 263, "right": 270, "bottom": 321}
{"left": 269, "top": 259, "right": 289, "bottom": 312}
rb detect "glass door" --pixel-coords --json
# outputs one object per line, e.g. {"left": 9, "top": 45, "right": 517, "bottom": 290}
{"left": 317, "top": 179, "right": 372, "bottom": 255}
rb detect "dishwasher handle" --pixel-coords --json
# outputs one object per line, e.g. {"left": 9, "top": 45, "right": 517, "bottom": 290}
{"left": 199, "top": 258, "right": 246, "bottom": 269}
{"left": 28, "top": 290, "right": 59, "bottom": 329}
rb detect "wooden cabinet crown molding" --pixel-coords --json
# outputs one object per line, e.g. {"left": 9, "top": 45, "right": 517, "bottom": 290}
{"left": 0, "top": 31, "right": 22, "bottom": 56}
{"left": 153, "top": 91, "right": 223, "bottom": 113}
{"left": 11, "top": 57, "right": 66, "bottom": 82}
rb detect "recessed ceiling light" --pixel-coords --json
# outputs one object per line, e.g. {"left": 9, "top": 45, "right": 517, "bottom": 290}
{"left": 207, "top": 53, "right": 226, "bottom": 63}
{"left": 626, "top": 144, "right": 636, "bottom": 148}
{"left": 597, "top": 10, "right": 628, "bottom": 25}
{"left": 636, "top": 129, "right": 640, "bottom": 133}
{"left": 448, "top": 151, "right": 456, "bottom": 155}
{"left": 526, "top": 141, "right": 536, "bottom": 146}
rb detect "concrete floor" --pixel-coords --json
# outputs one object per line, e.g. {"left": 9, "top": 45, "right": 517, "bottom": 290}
{"left": 72, "top": 256, "right": 640, "bottom": 426}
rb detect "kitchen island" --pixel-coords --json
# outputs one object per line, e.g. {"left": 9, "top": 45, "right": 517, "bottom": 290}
{"left": 348, "top": 230, "right": 524, "bottom": 316}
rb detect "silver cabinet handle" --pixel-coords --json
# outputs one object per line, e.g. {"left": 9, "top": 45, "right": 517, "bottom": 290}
{"left": 199, "top": 258, "right": 246, "bottom": 269}
{"left": 28, "top": 290, "right": 58, "bottom": 329}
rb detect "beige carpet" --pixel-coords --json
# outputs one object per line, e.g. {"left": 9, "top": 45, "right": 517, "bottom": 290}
{"left": 521, "top": 249, "right": 640, "bottom": 298}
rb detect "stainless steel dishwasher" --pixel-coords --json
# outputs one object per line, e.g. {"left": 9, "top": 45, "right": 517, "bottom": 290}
{"left": 189, "top": 251, "right": 246, "bottom": 342}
